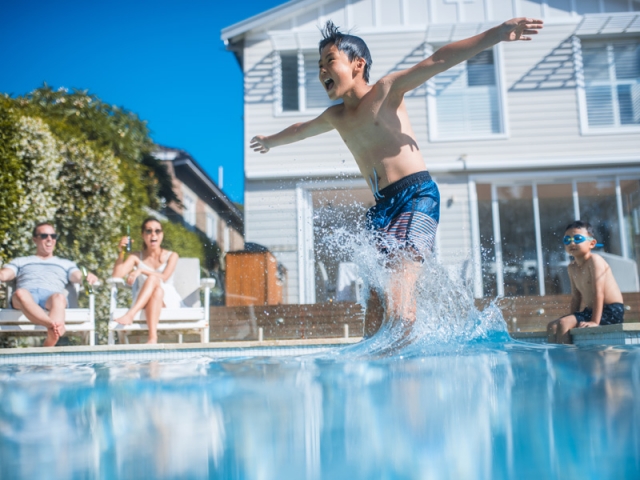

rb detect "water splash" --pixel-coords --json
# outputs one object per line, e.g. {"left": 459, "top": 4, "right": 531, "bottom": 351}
{"left": 314, "top": 220, "right": 511, "bottom": 358}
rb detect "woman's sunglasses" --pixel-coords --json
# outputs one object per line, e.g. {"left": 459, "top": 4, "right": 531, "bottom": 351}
{"left": 144, "top": 229, "right": 163, "bottom": 235}
{"left": 36, "top": 233, "right": 58, "bottom": 240}
{"left": 563, "top": 234, "right": 593, "bottom": 245}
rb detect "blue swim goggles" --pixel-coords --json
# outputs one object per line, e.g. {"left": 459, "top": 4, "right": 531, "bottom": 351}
{"left": 563, "top": 234, "right": 594, "bottom": 245}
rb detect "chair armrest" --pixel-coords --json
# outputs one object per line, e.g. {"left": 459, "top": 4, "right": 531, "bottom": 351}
{"left": 107, "top": 277, "right": 126, "bottom": 286}
{"left": 200, "top": 278, "right": 216, "bottom": 289}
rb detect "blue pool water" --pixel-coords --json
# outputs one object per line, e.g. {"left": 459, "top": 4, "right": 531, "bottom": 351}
{"left": 1, "top": 244, "right": 639, "bottom": 479}
{"left": 1, "top": 340, "right": 639, "bottom": 479}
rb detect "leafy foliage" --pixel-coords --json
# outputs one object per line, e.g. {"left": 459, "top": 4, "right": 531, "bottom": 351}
{"left": 0, "top": 86, "right": 214, "bottom": 343}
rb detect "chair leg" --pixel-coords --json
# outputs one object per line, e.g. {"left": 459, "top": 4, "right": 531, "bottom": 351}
{"left": 108, "top": 330, "right": 115, "bottom": 346}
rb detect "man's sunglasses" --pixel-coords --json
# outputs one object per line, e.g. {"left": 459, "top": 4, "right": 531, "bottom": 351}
{"left": 563, "top": 234, "right": 593, "bottom": 245}
{"left": 36, "top": 233, "right": 58, "bottom": 240}
{"left": 144, "top": 229, "right": 163, "bottom": 235}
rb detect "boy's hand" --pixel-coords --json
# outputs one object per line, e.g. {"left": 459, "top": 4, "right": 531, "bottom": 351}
{"left": 250, "top": 135, "right": 271, "bottom": 154}
{"left": 499, "top": 18, "right": 543, "bottom": 42}
{"left": 578, "top": 321, "right": 598, "bottom": 328}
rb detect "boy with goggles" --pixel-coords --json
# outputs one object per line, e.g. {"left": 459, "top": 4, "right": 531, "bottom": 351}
{"left": 547, "top": 221, "right": 624, "bottom": 344}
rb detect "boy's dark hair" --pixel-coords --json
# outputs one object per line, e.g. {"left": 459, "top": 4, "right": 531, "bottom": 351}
{"left": 319, "top": 21, "right": 372, "bottom": 83}
{"left": 565, "top": 220, "right": 594, "bottom": 237}
{"left": 32, "top": 222, "right": 55, "bottom": 237}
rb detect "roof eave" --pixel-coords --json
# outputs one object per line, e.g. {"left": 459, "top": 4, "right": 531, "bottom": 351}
{"left": 220, "top": 0, "right": 318, "bottom": 43}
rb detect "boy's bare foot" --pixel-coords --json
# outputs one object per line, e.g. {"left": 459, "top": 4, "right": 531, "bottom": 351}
{"left": 114, "top": 313, "right": 134, "bottom": 325}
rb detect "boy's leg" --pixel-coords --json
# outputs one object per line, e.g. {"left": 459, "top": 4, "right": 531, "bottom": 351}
{"left": 556, "top": 315, "right": 578, "bottom": 344}
{"left": 364, "top": 289, "right": 384, "bottom": 338}
{"left": 386, "top": 256, "right": 422, "bottom": 325}
{"left": 547, "top": 319, "right": 559, "bottom": 343}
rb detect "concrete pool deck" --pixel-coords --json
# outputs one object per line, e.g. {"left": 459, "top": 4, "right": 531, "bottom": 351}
{"left": 0, "top": 337, "right": 363, "bottom": 365}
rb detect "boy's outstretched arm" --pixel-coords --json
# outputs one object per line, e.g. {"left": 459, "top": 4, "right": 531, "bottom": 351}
{"left": 250, "top": 110, "right": 334, "bottom": 153}
{"left": 389, "top": 17, "right": 543, "bottom": 95}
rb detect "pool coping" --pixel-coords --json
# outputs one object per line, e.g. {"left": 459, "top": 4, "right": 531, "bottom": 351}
{"left": 0, "top": 337, "right": 364, "bottom": 365}
{"left": 511, "top": 323, "right": 640, "bottom": 346}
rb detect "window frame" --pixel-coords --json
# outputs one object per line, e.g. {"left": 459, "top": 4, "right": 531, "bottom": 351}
{"left": 574, "top": 35, "right": 640, "bottom": 136}
{"left": 469, "top": 166, "right": 640, "bottom": 298}
{"left": 427, "top": 44, "right": 509, "bottom": 142}
{"left": 274, "top": 49, "right": 338, "bottom": 117}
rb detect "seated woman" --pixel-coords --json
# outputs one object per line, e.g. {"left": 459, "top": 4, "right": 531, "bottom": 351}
{"left": 112, "top": 218, "right": 183, "bottom": 343}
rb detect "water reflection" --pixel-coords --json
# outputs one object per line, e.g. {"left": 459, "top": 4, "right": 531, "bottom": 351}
{"left": 0, "top": 343, "right": 639, "bottom": 479}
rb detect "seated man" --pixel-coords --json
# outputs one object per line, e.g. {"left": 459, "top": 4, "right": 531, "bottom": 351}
{"left": 0, "top": 222, "right": 98, "bottom": 346}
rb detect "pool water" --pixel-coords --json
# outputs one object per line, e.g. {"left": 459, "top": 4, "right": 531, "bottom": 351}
{"left": 1, "top": 340, "right": 639, "bottom": 479}
{"left": 1, "top": 244, "right": 639, "bottom": 479}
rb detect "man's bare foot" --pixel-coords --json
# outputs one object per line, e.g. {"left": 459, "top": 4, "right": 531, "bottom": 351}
{"left": 146, "top": 338, "right": 158, "bottom": 344}
{"left": 43, "top": 326, "right": 61, "bottom": 347}
{"left": 114, "top": 313, "right": 134, "bottom": 325}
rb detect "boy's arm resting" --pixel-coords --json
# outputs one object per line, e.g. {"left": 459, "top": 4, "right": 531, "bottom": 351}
{"left": 581, "top": 260, "right": 607, "bottom": 327}
{"left": 250, "top": 110, "right": 335, "bottom": 153}
{"left": 568, "top": 269, "right": 581, "bottom": 313}
{"left": 389, "top": 18, "right": 543, "bottom": 95}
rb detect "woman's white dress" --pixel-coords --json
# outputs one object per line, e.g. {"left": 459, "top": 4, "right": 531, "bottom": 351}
{"left": 131, "top": 252, "right": 184, "bottom": 308}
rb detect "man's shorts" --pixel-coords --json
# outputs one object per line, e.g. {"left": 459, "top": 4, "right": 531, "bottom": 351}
{"left": 365, "top": 171, "right": 440, "bottom": 259}
{"left": 11, "top": 288, "right": 66, "bottom": 310}
{"left": 574, "top": 303, "right": 625, "bottom": 326}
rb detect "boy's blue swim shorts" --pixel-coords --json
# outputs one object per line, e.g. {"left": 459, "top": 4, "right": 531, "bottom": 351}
{"left": 365, "top": 171, "right": 440, "bottom": 259}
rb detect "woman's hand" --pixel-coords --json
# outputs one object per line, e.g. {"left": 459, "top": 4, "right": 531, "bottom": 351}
{"left": 125, "top": 269, "right": 142, "bottom": 286}
{"left": 118, "top": 236, "right": 132, "bottom": 252}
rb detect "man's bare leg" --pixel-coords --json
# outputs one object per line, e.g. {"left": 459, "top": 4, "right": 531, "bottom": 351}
{"left": 11, "top": 289, "right": 66, "bottom": 347}
{"left": 144, "top": 285, "right": 164, "bottom": 344}
{"left": 114, "top": 275, "right": 161, "bottom": 325}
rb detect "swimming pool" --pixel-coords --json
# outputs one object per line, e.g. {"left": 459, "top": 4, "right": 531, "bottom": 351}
{"left": 1, "top": 328, "right": 639, "bottom": 479}
{"left": 1, "top": 254, "right": 639, "bottom": 479}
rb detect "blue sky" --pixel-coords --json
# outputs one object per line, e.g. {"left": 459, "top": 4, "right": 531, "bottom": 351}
{"left": 0, "top": 0, "right": 289, "bottom": 204}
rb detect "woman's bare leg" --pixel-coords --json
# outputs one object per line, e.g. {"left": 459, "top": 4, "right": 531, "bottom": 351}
{"left": 144, "top": 285, "right": 164, "bottom": 344}
{"left": 114, "top": 275, "right": 161, "bottom": 325}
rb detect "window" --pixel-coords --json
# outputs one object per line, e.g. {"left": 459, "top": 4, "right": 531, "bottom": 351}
{"left": 474, "top": 173, "right": 640, "bottom": 298}
{"left": 182, "top": 194, "right": 196, "bottom": 227}
{"left": 206, "top": 212, "right": 218, "bottom": 241}
{"left": 279, "top": 51, "right": 338, "bottom": 113}
{"left": 580, "top": 39, "right": 640, "bottom": 130}
{"left": 429, "top": 48, "right": 504, "bottom": 140}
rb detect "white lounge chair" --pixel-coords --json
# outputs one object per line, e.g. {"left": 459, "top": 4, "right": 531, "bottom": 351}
{"left": 107, "top": 258, "right": 215, "bottom": 344}
{"left": 0, "top": 281, "right": 96, "bottom": 346}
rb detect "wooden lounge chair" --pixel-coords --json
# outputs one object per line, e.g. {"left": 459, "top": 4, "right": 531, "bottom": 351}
{"left": 0, "top": 281, "right": 96, "bottom": 346}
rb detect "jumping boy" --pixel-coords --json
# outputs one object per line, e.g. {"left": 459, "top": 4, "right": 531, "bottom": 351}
{"left": 250, "top": 18, "right": 544, "bottom": 336}
{"left": 547, "top": 221, "right": 625, "bottom": 344}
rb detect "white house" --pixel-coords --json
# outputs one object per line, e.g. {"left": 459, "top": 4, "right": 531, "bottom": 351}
{"left": 222, "top": 0, "right": 640, "bottom": 304}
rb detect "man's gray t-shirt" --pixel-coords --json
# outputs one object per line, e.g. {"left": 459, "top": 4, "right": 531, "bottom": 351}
{"left": 4, "top": 256, "right": 79, "bottom": 292}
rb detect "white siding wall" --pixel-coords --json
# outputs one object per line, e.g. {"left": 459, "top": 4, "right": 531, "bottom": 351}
{"left": 238, "top": 0, "right": 640, "bottom": 301}
{"left": 435, "top": 178, "right": 473, "bottom": 266}
{"left": 244, "top": 180, "right": 300, "bottom": 304}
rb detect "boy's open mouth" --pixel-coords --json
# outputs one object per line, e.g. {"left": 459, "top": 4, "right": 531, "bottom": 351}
{"left": 323, "top": 78, "right": 335, "bottom": 91}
